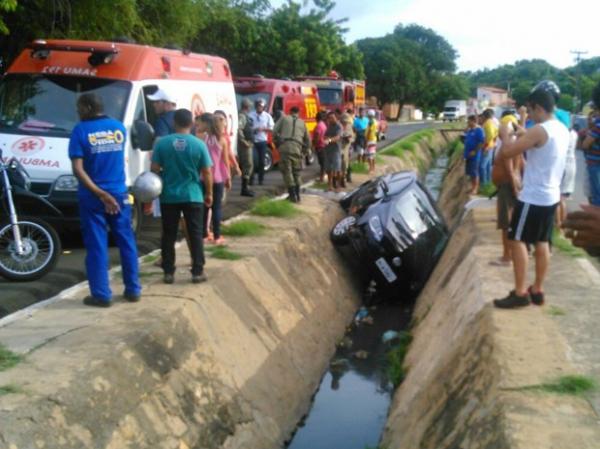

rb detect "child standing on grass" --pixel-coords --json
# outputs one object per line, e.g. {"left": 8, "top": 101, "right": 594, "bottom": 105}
{"left": 365, "top": 110, "right": 379, "bottom": 174}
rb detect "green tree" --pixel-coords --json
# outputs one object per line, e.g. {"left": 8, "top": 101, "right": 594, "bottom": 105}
{"left": 0, "top": 0, "right": 17, "bottom": 34}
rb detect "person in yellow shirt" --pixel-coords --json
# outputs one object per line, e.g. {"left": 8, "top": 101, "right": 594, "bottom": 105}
{"left": 480, "top": 109, "right": 498, "bottom": 186}
{"left": 365, "top": 109, "right": 378, "bottom": 174}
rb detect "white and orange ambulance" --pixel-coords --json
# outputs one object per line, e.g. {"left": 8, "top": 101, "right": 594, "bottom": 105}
{"left": 0, "top": 39, "right": 238, "bottom": 232}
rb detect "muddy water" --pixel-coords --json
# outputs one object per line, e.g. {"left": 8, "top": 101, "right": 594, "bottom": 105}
{"left": 285, "top": 304, "right": 412, "bottom": 449}
{"left": 285, "top": 155, "right": 451, "bottom": 449}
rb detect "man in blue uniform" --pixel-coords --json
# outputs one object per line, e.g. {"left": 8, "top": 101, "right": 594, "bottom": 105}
{"left": 463, "top": 114, "right": 485, "bottom": 194}
{"left": 69, "top": 93, "right": 141, "bottom": 307}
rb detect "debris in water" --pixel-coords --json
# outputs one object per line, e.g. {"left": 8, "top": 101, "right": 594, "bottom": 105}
{"left": 354, "top": 307, "right": 369, "bottom": 323}
{"left": 336, "top": 336, "right": 353, "bottom": 349}
{"left": 382, "top": 330, "right": 400, "bottom": 344}
{"left": 353, "top": 350, "right": 369, "bottom": 360}
{"left": 330, "top": 358, "right": 350, "bottom": 370}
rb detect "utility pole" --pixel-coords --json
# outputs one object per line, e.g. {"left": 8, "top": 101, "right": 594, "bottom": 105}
{"left": 571, "top": 50, "right": 588, "bottom": 112}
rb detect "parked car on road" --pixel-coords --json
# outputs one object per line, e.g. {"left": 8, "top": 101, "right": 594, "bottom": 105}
{"left": 330, "top": 171, "right": 449, "bottom": 302}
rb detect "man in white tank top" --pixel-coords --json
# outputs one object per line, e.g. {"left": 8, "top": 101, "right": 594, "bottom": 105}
{"left": 493, "top": 89, "right": 569, "bottom": 308}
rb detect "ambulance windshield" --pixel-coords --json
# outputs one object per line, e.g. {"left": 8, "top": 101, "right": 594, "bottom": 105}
{"left": 317, "top": 88, "right": 342, "bottom": 106}
{"left": 235, "top": 92, "right": 272, "bottom": 111}
{"left": 0, "top": 74, "right": 131, "bottom": 137}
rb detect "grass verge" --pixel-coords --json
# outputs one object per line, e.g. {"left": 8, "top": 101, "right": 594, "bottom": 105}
{"left": 0, "top": 344, "right": 22, "bottom": 372}
{"left": 142, "top": 253, "right": 160, "bottom": 264}
{"left": 311, "top": 181, "right": 329, "bottom": 191}
{"left": 386, "top": 331, "right": 413, "bottom": 387}
{"left": 448, "top": 138, "right": 464, "bottom": 164}
{"left": 0, "top": 384, "right": 23, "bottom": 396}
{"left": 221, "top": 219, "right": 267, "bottom": 237}
{"left": 478, "top": 182, "right": 496, "bottom": 198}
{"left": 138, "top": 271, "right": 161, "bottom": 278}
{"left": 546, "top": 305, "right": 567, "bottom": 316}
{"left": 250, "top": 198, "right": 300, "bottom": 218}
{"left": 207, "top": 245, "right": 244, "bottom": 261}
{"left": 507, "top": 375, "right": 597, "bottom": 396}
{"left": 380, "top": 128, "right": 435, "bottom": 159}
{"left": 552, "top": 229, "right": 587, "bottom": 258}
{"left": 351, "top": 161, "right": 369, "bottom": 174}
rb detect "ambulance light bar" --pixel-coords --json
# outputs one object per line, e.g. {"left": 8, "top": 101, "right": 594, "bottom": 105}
{"left": 27, "top": 40, "right": 119, "bottom": 66}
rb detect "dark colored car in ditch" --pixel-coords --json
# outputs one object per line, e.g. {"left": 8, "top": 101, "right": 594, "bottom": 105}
{"left": 330, "top": 171, "right": 449, "bottom": 301}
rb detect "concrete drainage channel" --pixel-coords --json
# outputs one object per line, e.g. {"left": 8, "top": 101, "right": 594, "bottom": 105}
{"left": 0, "top": 130, "right": 466, "bottom": 448}
{"left": 284, "top": 153, "right": 452, "bottom": 449}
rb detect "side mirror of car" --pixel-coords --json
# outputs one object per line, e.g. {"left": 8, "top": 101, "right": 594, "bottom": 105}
{"left": 131, "top": 120, "right": 155, "bottom": 151}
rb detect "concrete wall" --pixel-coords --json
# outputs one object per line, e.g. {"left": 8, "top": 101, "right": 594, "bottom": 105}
{"left": 0, "top": 129, "right": 457, "bottom": 449}
{"left": 381, "top": 155, "right": 600, "bottom": 449}
{"left": 0, "top": 198, "right": 361, "bottom": 449}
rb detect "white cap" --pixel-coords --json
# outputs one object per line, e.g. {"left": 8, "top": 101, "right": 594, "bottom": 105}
{"left": 146, "top": 88, "right": 177, "bottom": 104}
{"left": 367, "top": 109, "right": 376, "bottom": 117}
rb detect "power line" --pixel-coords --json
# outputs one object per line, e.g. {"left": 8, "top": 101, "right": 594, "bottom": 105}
{"left": 570, "top": 50, "right": 588, "bottom": 112}
{"left": 570, "top": 50, "right": 588, "bottom": 65}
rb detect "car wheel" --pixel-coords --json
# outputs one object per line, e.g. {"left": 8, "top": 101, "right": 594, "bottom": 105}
{"left": 264, "top": 149, "right": 273, "bottom": 171}
{"left": 330, "top": 215, "right": 357, "bottom": 245}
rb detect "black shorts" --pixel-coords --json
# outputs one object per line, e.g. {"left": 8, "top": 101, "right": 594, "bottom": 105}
{"left": 508, "top": 200, "right": 557, "bottom": 244}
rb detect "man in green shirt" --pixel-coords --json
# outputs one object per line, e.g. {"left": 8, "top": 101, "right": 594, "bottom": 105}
{"left": 151, "top": 109, "right": 213, "bottom": 284}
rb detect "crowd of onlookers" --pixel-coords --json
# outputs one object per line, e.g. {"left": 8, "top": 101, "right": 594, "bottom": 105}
{"left": 68, "top": 88, "right": 381, "bottom": 306}
{"left": 68, "top": 77, "right": 600, "bottom": 309}
{"left": 462, "top": 79, "right": 600, "bottom": 309}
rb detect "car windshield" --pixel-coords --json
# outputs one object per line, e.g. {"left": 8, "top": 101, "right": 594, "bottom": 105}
{"left": 444, "top": 107, "right": 457, "bottom": 112}
{"left": 0, "top": 74, "right": 131, "bottom": 137}
{"left": 236, "top": 92, "right": 272, "bottom": 112}
{"left": 317, "top": 88, "right": 342, "bottom": 106}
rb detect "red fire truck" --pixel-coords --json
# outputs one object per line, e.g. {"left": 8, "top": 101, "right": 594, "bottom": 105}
{"left": 234, "top": 76, "right": 320, "bottom": 170}
{"left": 297, "top": 71, "right": 366, "bottom": 113}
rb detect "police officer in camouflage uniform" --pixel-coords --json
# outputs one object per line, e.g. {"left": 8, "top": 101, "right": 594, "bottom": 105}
{"left": 237, "top": 98, "right": 255, "bottom": 197}
{"left": 273, "top": 106, "right": 310, "bottom": 203}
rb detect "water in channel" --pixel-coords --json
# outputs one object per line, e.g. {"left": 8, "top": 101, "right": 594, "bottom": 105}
{"left": 285, "top": 154, "right": 450, "bottom": 449}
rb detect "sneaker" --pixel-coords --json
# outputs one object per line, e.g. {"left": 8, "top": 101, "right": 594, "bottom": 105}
{"left": 163, "top": 274, "right": 174, "bottom": 284}
{"left": 528, "top": 286, "right": 545, "bottom": 306}
{"left": 192, "top": 273, "right": 208, "bottom": 284}
{"left": 123, "top": 292, "right": 141, "bottom": 302}
{"left": 83, "top": 296, "right": 111, "bottom": 308}
{"left": 493, "top": 290, "right": 530, "bottom": 309}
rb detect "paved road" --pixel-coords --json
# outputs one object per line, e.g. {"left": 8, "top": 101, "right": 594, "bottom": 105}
{"left": 0, "top": 121, "right": 438, "bottom": 317}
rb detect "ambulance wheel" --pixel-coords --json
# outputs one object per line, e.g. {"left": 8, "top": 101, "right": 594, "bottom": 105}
{"left": 264, "top": 150, "right": 273, "bottom": 172}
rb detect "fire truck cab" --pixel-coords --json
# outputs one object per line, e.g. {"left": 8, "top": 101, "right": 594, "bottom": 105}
{"left": 0, "top": 39, "right": 237, "bottom": 233}
{"left": 297, "top": 72, "right": 366, "bottom": 114}
{"left": 234, "top": 76, "right": 320, "bottom": 170}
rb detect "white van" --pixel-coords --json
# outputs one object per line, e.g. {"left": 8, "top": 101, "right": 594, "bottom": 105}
{"left": 0, "top": 39, "right": 238, "bottom": 232}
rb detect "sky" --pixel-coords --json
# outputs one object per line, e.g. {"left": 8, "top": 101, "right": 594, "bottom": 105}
{"left": 270, "top": 0, "right": 599, "bottom": 73}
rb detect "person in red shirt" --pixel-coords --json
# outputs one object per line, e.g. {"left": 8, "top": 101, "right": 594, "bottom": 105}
{"left": 313, "top": 111, "right": 327, "bottom": 182}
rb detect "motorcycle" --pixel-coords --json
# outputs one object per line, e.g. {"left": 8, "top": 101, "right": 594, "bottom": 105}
{"left": 0, "top": 149, "right": 62, "bottom": 281}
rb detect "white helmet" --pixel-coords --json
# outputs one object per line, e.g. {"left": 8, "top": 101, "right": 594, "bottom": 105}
{"left": 367, "top": 109, "right": 376, "bottom": 117}
{"left": 131, "top": 171, "right": 163, "bottom": 202}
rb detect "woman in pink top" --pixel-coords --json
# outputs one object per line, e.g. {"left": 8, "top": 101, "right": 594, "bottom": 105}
{"left": 203, "top": 112, "right": 231, "bottom": 245}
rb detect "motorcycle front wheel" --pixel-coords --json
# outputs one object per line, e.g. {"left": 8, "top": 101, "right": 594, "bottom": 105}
{"left": 0, "top": 218, "right": 61, "bottom": 281}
